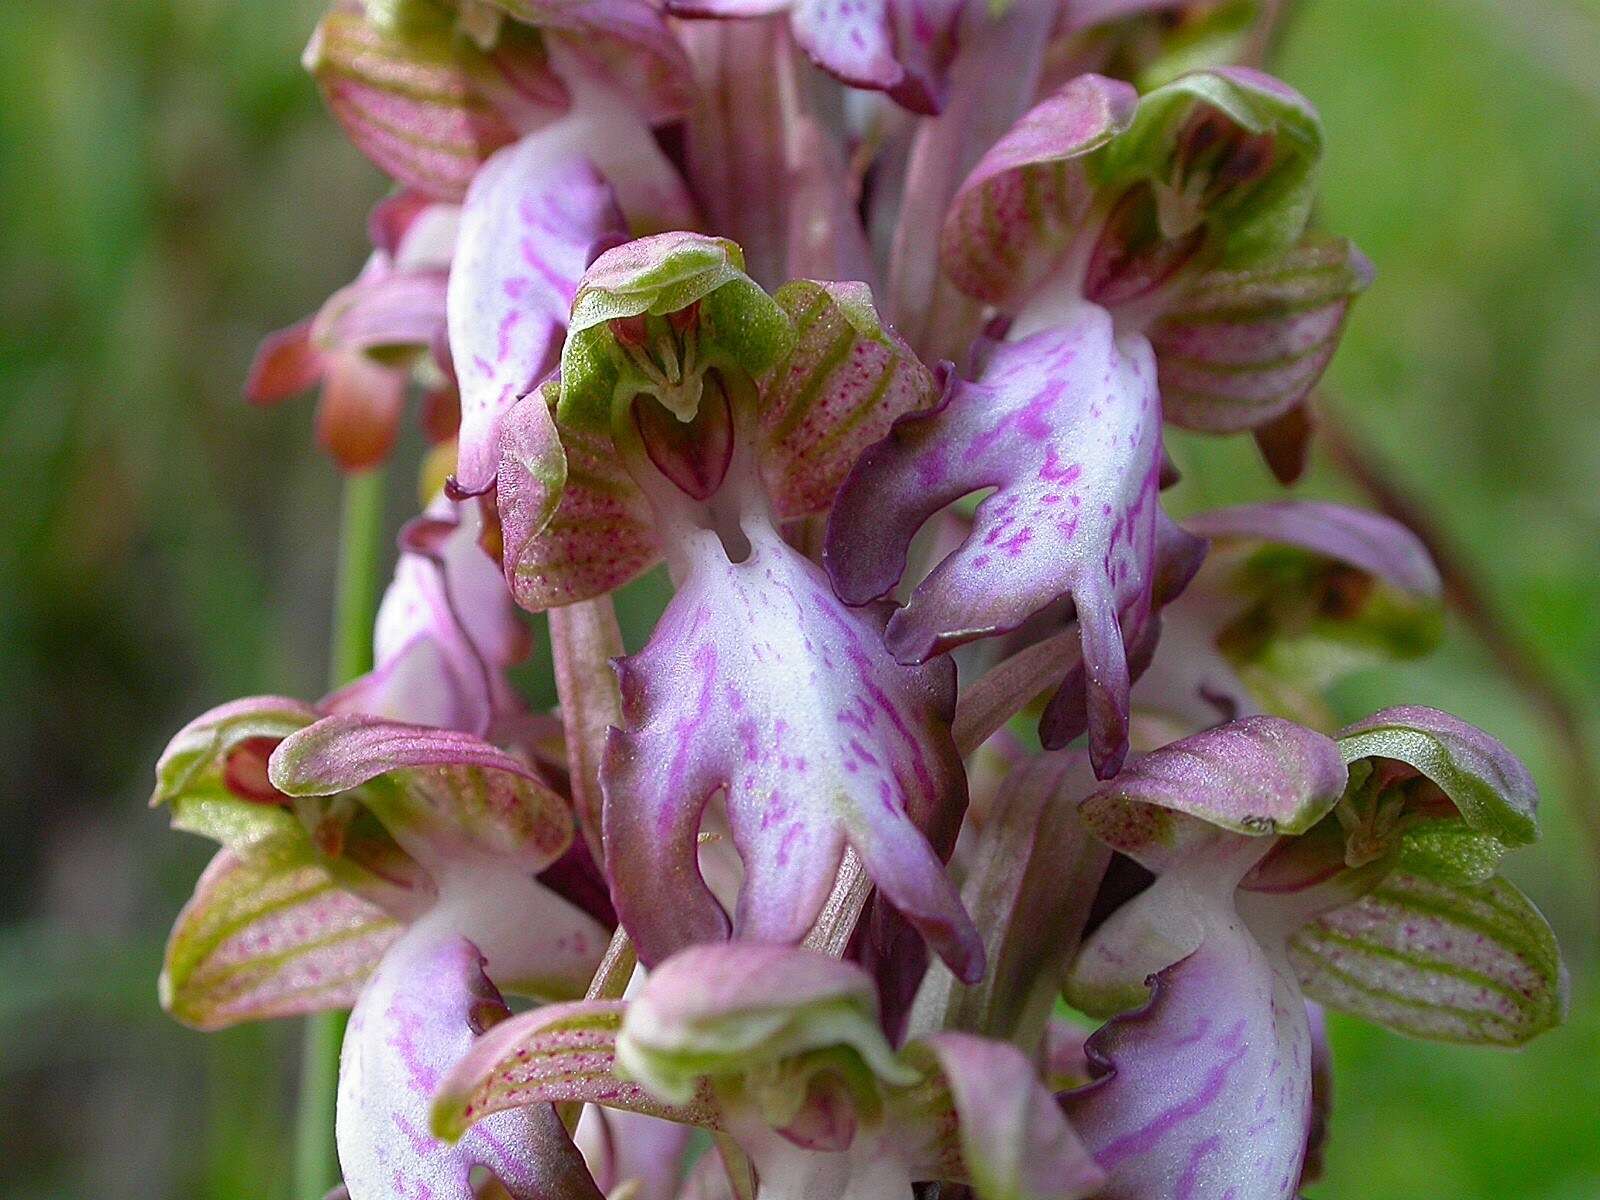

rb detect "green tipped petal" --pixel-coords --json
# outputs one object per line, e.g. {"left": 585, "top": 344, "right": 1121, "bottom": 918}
{"left": 558, "top": 232, "right": 794, "bottom": 429}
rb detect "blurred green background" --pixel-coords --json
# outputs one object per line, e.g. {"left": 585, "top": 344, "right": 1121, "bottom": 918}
{"left": 0, "top": 1, "right": 1595, "bottom": 1196}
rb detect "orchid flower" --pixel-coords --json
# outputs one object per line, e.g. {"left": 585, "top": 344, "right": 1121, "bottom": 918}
{"left": 491, "top": 231, "right": 984, "bottom": 980}
{"left": 152, "top": 492, "right": 620, "bottom": 1198}
{"left": 826, "top": 69, "right": 1369, "bottom": 777}
{"left": 156, "top": 5, "right": 1572, "bottom": 1198}
{"left": 431, "top": 941, "right": 1102, "bottom": 1200}
{"left": 1060, "top": 710, "right": 1564, "bottom": 1200}
{"left": 302, "top": 0, "right": 701, "bottom": 487}
{"left": 153, "top": 697, "right": 613, "bottom": 1199}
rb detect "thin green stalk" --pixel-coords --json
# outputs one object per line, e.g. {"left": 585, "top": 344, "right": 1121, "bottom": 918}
{"left": 292, "top": 466, "right": 389, "bottom": 1199}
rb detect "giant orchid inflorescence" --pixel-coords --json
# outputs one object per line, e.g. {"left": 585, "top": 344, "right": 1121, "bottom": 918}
{"left": 157, "top": 3, "right": 1567, "bottom": 1199}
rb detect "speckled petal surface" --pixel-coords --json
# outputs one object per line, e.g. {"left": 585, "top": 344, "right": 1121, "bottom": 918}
{"left": 826, "top": 306, "right": 1188, "bottom": 776}
{"left": 603, "top": 523, "right": 979, "bottom": 978}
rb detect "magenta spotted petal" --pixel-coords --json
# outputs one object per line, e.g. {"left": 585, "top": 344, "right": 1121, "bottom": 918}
{"left": 1063, "top": 911, "right": 1314, "bottom": 1200}
{"left": 603, "top": 521, "right": 980, "bottom": 981}
{"left": 448, "top": 139, "right": 625, "bottom": 495}
{"left": 827, "top": 306, "right": 1199, "bottom": 777}
{"left": 336, "top": 925, "right": 602, "bottom": 1200}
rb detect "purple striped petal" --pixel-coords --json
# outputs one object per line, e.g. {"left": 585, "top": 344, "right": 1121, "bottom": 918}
{"left": 337, "top": 926, "right": 603, "bottom": 1200}
{"left": 307, "top": 9, "right": 566, "bottom": 200}
{"left": 1288, "top": 872, "right": 1565, "bottom": 1047}
{"left": 161, "top": 846, "right": 399, "bottom": 1030}
{"left": 603, "top": 522, "right": 980, "bottom": 980}
{"left": 497, "top": 389, "right": 663, "bottom": 610}
{"left": 826, "top": 306, "right": 1199, "bottom": 777}
{"left": 1151, "top": 234, "right": 1372, "bottom": 432}
{"left": 447, "top": 137, "right": 625, "bottom": 495}
{"left": 760, "top": 280, "right": 941, "bottom": 519}
{"left": 432, "top": 999, "right": 720, "bottom": 1141}
{"left": 940, "top": 74, "right": 1139, "bottom": 308}
{"left": 1063, "top": 909, "right": 1314, "bottom": 1200}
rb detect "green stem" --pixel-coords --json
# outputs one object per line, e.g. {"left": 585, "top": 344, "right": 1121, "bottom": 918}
{"left": 293, "top": 466, "right": 389, "bottom": 1199}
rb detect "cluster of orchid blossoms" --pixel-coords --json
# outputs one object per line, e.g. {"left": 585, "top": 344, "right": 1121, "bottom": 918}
{"left": 155, "top": 3, "right": 1568, "bottom": 1199}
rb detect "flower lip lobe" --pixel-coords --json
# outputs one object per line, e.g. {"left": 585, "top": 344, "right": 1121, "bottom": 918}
{"left": 602, "top": 520, "right": 981, "bottom": 982}
{"left": 826, "top": 306, "right": 1194, "bottom": 777}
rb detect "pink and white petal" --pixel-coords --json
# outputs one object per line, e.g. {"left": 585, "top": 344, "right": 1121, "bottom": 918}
{"left": 1151, "top": 235, "right": 1373, "bottom": 433}
{"left": 161, "top": 846, "right": 398, "bottom": 1031}
{"left": 1063, "top": 909, "right": 1314, "bottom": 1200}
{"left": 245, "top": 320, "right": 325, "bottom": 403}
{"left": 499, "top": 396, "right": 663, "bottom": 610}
{"left": 912, "top": 1032, "right": 1104, "bottom": 1200}
{"left": 400, "top": 500, "right": 530, "bottom": 691}
{"left": 433, "top": 999, "right": 720, "bottom": 1141}
{"left": 761, "top": 280, "right": 941, "bottom": 519}
{"left": 368, "top": 189, "right": 439, "bottom": 257}
{"left": 1185, "top": 500, "right": 1440, "bottom": 598}
{"left": 337, "top": 925, "right": 604, "bottom": 1200}
{"left": 1079, "top": 716, "right": 1349, "bottom": 863}
{"left": 577, "top": 1108, "right": 697, "bottom": 1200}
{"left": 939, "top": 74, "right": 1139, "bottom": 307}
{"left": 603, "top": 523, "right": 980, "bottom": 980}
{"left": 448, "top": 137, "right": 625, "bottom": 495}
{"left": 789, "top": 0, "right": 903, "bottom": 98}
{"left": 269, "top": 715, "right": 573, "bottom": 874}
{"left": 326, "top": 501, "right": 525, "bottom": 734}
{"left": 826, "top": 307, "right": 1174, "bottom": 778}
